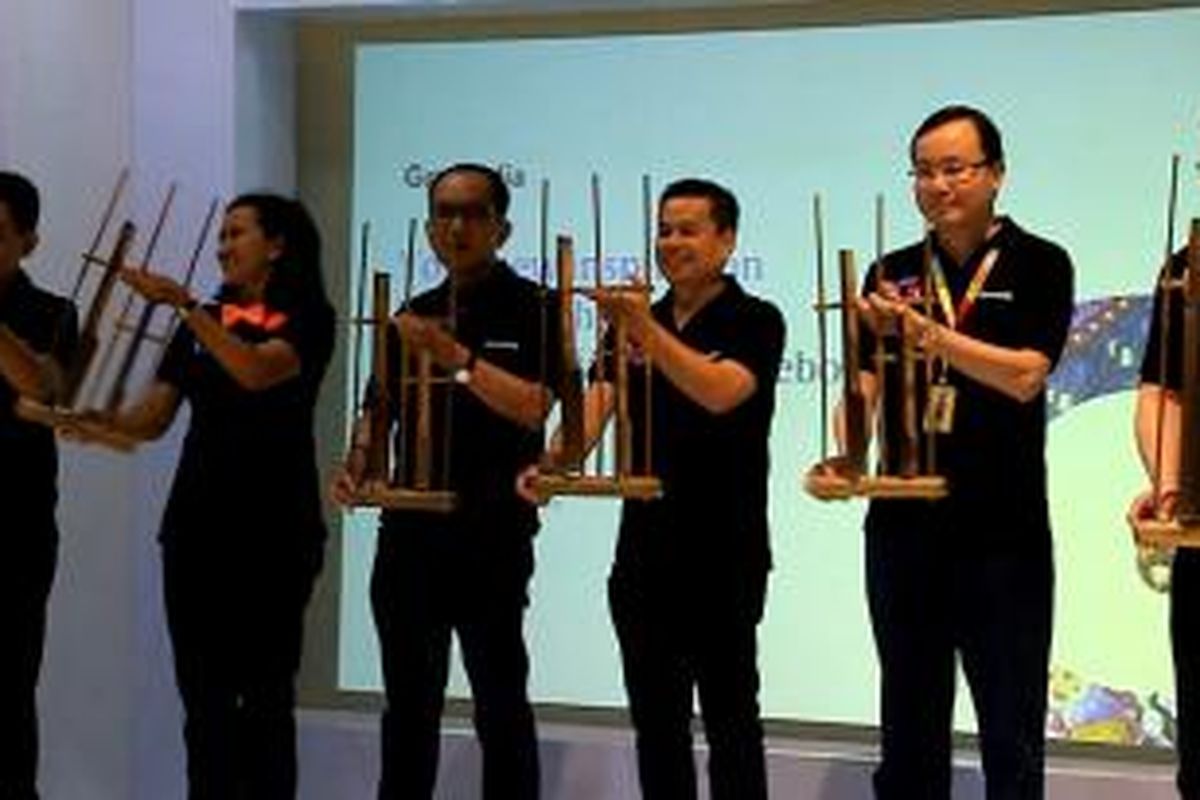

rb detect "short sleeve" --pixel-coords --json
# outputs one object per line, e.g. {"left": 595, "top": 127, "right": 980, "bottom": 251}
{"left": 511, "top": 286, "right": 562, "bottom": 394}
{"left": 1012, "top": 241, "right": 1075, "bottom": 368}
{"left": 716, "top": 299, "right": 786, "bottom": 395}
{"left": 1140, "top": 250, "right": 1185, "bottom": 389}
{"left": 48, "top": 302, "right": 79, "bottom": 373}
{"left": 275, "top": 300, "right": 336, "bottom": 388}
{"left": 155, "top": 318, "right": 195, "bottom": 389}
{"left": 587, "top": 324, "right": 617, "bottom": 386}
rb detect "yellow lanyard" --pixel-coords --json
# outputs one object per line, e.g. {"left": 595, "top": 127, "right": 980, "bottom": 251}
{"left": 929, "top": 247, "right": 1000, "bottom": 331}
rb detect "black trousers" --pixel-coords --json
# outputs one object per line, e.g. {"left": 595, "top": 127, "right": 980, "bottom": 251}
{"left": 371, "top": 517, "right": 539, "bottom": 800}
{"left": 1173, "top": 548, "right": 1200, "bottom": 798}
{"left": 162, "top": 531, "right": 322, "bottom": 800}
{"left": 608, "top": 565, "right": 768, "bottom": 800}
{"left": 0, "top": 509, "right": 57, "bottom": 800}
{"left": 866, "top": 515, "right": 1053, "bottom": 800}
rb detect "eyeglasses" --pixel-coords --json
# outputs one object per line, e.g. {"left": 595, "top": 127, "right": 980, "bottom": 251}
{"left": 431, "top": 202, "right": 496, "bottom": 226}
{"left": 908, "top": 159, "right": 991, "bottom": 185}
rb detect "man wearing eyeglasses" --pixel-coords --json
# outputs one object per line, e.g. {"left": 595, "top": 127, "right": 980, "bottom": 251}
{"left": 332, "top": 163, "right": 559, "bottom": 799}
{"left": 852, "top": 106, "right": 1074, "bottom": 799}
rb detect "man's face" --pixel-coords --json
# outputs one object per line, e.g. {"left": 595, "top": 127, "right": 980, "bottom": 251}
{"left": 0, "top": 203, "right": 36, "bottom": 279}
{"left": 911, "top": 118, "right": 1003, "bottom": 234}
{"left": 426, "top": 171, "right": 508, "bottom": 276}
{"left": 656, "top": 196, "right": 734, "bottom": 290}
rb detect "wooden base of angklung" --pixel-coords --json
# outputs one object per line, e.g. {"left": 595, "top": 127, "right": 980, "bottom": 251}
{"left": 351, "top": 480, "right": 457, "bottom": 512}
{"left": 530, "top": 472, "right": 662, "bottom": 504}
{"left": 16, "top": 397, "right": 139, "bottom": 452}
{"left": 804, "top": 469, "right": 947, "bottom": 501}
{"left": 1132, "top": 518, "right": 1200, "bottom": 549}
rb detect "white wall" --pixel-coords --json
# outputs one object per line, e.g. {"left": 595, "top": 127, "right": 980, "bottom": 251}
{"left": 2, "top": 0, "right": 245, "bottom": 797}
{"left": 2, "top": 2, "right": 137, "bottom": 799}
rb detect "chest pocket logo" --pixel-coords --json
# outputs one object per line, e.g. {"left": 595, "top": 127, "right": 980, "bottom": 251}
{"left": 482, "top": 339, "right": 520, "bottom": 351}
{"left": 977, "top": 290, "right": 1014, "bottom": 302}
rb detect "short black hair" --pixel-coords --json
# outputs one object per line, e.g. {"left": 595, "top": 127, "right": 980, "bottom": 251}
{"left": 659, "top": 178, "right": 739, "bottom": 233}
{"left": 0, "top": 171, "right": 40, "bottom": 233}
{"left": 427, "top": 163, "right": 511, "bottom": 218}
{"left": 909, "top": 105, "right": 1005, "bottom": 169}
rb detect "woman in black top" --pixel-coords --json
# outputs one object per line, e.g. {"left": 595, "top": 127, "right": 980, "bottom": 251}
{"left": 106, "top": 193, "right": 334, "bottom": 799}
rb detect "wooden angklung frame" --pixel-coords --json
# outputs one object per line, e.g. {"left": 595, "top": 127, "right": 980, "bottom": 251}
{"left": 1132, "top": 173, "right": 1200, "bottom": 555}
{"left": 804, "top": 193, "right": 947, "bottom": 500}
{"left": 17, "top": 172, "right": 218, "bottom": 451}
{"left": 529, "top": 174, "right": 662, "bottom": 502}
{"left": 347, "top": 219, "right": 456, "bottom": 512}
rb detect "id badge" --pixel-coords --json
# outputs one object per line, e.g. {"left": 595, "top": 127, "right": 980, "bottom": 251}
{"left": 923, "top": 383, "right": 957, "bottom": 434}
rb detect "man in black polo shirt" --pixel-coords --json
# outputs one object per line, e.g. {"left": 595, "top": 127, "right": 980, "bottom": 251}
{"left": 522, "top": 178, "right": 785, "bottom": 799}
{"left": 332, "top": 163, "right": 557, "bottom": 799}
{"left": 0, "top": 171, "right": 78, "bottom": 800}
{"left": 1129, "top": 245, "right": 1199, "bottom": 799}
{"left": 853, "top": 106, "right": 1073, "bottom": 799}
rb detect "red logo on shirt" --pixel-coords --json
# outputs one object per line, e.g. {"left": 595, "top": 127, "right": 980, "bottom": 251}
{"left": 221, "top": 303, "right": 288, "bottom": 332}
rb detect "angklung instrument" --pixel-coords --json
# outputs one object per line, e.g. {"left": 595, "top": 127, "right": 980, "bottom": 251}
{"left": 1131, "top": 153, "right": 1200, "bottom": 591}
{"left": 804, "top": 193, "right": 947, "bottom": 500}
{"left": 347, "top": 218, "right": 456, "bottom": 512}
{"left": 17, "top": 173, "right": 217, "bottom": 451}
{"left": 529, "top": 173, "right": 662, "bottom": 502}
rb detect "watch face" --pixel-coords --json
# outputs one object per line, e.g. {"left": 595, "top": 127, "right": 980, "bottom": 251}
{"left": 454, "top": 367, "right": 471, "bottom": 385}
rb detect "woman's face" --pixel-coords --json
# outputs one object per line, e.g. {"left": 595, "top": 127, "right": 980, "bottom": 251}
{"left": 218, "top": 205, "right": 282, "bottom": 294}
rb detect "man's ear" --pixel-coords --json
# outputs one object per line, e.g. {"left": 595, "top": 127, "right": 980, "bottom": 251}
{"left": 494, "top": 218, "right": 512, "bottom": 249}
{"left": 21, "top": 230, "right": 39, "bottom": 258}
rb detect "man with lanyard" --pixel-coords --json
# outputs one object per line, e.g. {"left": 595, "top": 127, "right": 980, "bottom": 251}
{"left": 332, "top": 163, "right": 557, "bottom": 799}
{"left": 856, "top": 106, "right": 1074, "bottom": 798}
{"left": 1129, "top": 242, "right": 1200, "bottom": 799}
{"left": 0, "top": 171, "right": 78, "bottom": 800}
{"left": 520, "top": 178, "right": 785, "bottom": 799}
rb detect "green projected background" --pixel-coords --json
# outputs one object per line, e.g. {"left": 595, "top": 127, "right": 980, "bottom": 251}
{"left": 341, "top": 8, "right": 1200, "bottom": 746}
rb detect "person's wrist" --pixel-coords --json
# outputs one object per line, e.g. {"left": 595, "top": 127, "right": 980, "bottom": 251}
{"left": 454, "top": 349, "right": 477, "bottom": 385}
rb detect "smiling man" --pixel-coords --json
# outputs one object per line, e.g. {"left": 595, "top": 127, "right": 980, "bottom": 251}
{"left": 854, "top": 106, "right": 1074, "bottom": 799}
{"left": 522, "top": 177, "right": 785, "bottom": 799}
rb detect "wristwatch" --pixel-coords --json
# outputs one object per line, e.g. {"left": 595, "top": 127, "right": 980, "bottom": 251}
{"left": 453, "top": 350, "right": 477, "bottom": 385}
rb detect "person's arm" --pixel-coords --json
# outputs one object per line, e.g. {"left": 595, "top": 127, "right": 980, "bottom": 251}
{"left": 75, "top": 380, "right": 183, "bottom": 442}
{"left": 394, "top": 312, "right": 552, "bottom": 430}
{"left": 121, "top": 269, "right": 300, "bottom": 392}
{"left": 329, "top": 412, "right": 373, "bottom": 506}
{"left": 1135, "top": 382, "right": 1181, "bottom": 491}
{"left": 592, "top": 288, "right": 757, "bottom": 414}
{"left": 0, "top": 324, "right": 62, "bottom": 402}
{"left": 865, "top": 293, "right": 1051, "bottom": 403}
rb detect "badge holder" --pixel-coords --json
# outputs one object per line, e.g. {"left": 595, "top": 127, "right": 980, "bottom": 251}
{"left": 17, "top": 172, "right": 218, "bottom": 451}
{"left": 804, "top": 194, "right": 947, "bottom": 501}
{"left": 347, "top": 219, "right": 456, "bottom": 512}
{"left": 529, "top": 174, "right": 662, "bottom": 503}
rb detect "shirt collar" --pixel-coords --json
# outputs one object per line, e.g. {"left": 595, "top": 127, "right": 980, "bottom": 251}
{"left": 656, "top": 274, "right": 744, "bottom": 330}
{"left": 932, "top": 216, "right": 1013, "bottom": 272}
{"left": 0, "top": 269, "right": 34, "bottom": 319}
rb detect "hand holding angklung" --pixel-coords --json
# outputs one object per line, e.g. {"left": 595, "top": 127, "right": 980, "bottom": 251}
{"left": 858, "top": 293, "right": 898, "bottom": 336}
{"left": 862, "top": 292, "right": 934, "bottom": 347}
{"left": 392, "top": 312, "right": 463, "bottom": 370}
{"left": 591, "top": 286, "right": 652, "bottom": 341}
{"left": 514, "top": 463, "right": 548, "bottom": 506}
{"left": 56, "top": 408, "right": 115, "bottom": 444}
{"left": 1127, "top": 488, "right": 1178, "bottom": 526}
{"left": 120, "top": 268, "right": 190, "bottom": 307}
